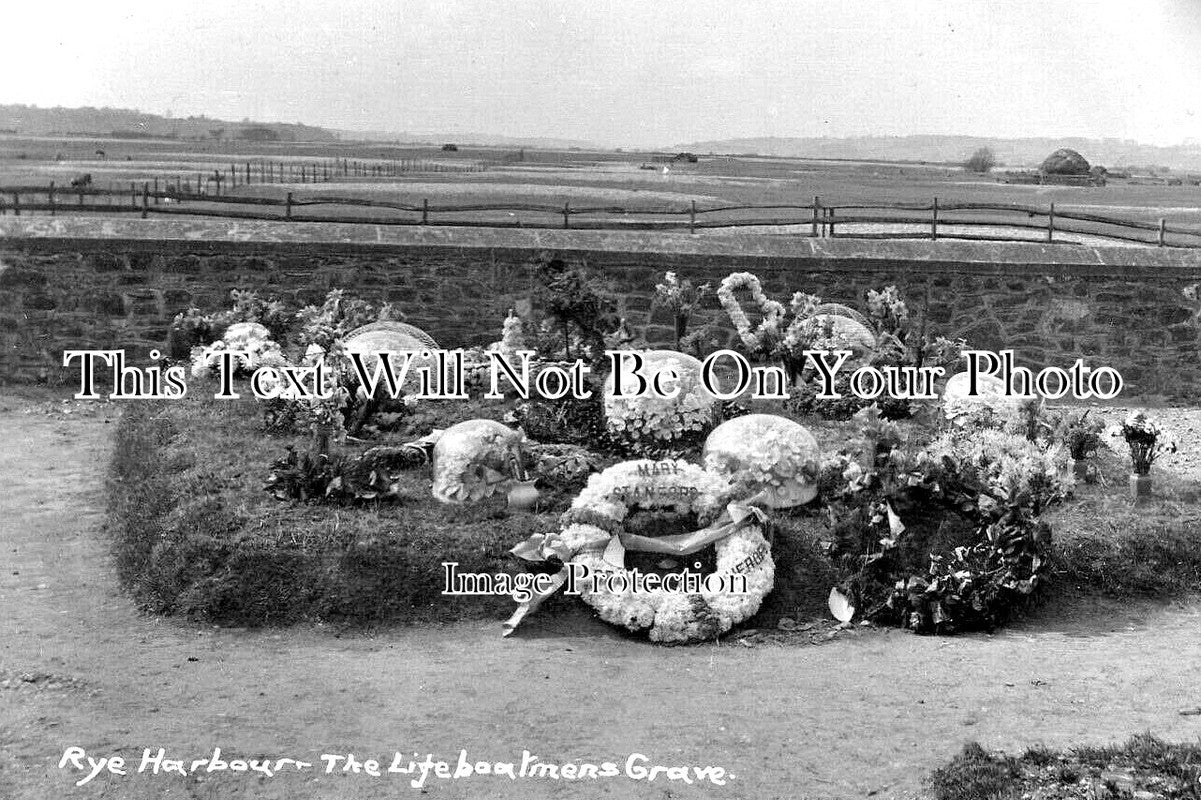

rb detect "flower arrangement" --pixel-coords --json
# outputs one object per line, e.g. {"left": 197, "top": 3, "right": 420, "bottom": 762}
{"left": 431, "top": 419, "right": 526, "bottom": 504}
{"left": 1054, "top": 410, "right": 1105, "bottom": 461}
{"left": 252, "top": 342, "right": 352, "bottom": 452}
{"left": 702, "top": 414, "right": 821, "bottom": 507}
{"left": 294, "top": 289, "right": 397, "bottom": 351}
{"left": 540, "top": 459, "right": 773, "bottom": 643}
{"left": 865, "top": 285, "right": 909, "bottom": 336}
{"left": 169, "top": 290, "right": 291, "bottom": 358}
{"left": 941, "top": 372, "right": 1049, "bottom": 441}
{"left": 188, "top": 325, "right": 287, "bottom": 380}
{"left": 715, "top": 272, "right": 789, "bottom": 359}
{"left": 531, "top": 256, "right": 619, "bottom": 364}
{"left": 603, "top": 351, "right": 717, "bottom": 454}
{"left": 816, "top": 412, "right": 1065, "bottom": 633}
{"left": 653, "top": 271, "right": 711, "bottom": 349}
{"left": 926, "top": 429, "right": 1073, "bottom": 513}
{"left": 1105, "top": 411, "right": 1177, "bottom": 476}
{"left": 497, "top": 309, "right": 527, "bottom": 357}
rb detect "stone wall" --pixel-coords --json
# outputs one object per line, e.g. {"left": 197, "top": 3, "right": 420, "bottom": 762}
{"left": 2, "top": 218, "right": 1199, "bottom": 400}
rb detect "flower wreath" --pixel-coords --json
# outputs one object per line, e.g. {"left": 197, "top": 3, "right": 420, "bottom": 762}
{"left": 716, "top": 272, "right": 788, "bottom": 354}
{"left": 507, "top": 459, "right": 775, "bottom": 643}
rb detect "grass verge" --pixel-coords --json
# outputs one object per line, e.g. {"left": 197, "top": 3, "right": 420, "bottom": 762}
{"left": 929, "top": 735, "right": 1201, "bottom": 800}
{"left": 106, "top": 395, "right": 562, "bottom": 625}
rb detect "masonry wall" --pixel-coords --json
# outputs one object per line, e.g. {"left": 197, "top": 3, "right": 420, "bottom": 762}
{"left": 1, "top": 219, "right": 1199, "bottom": 400}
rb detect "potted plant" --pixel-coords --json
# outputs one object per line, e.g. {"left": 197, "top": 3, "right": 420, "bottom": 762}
{"left": 1107, "top": 411, "right": 1176, "bottom": 502}
{"left": 1055, "top": 410, "right": 1105, "bottom": 481}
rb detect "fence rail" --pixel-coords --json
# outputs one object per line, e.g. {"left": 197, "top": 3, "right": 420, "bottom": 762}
{"left": 1, "top": 183, "right": 1199, "bottom": 248}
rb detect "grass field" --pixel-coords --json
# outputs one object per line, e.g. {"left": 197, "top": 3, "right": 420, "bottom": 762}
{"left": 3, "top": 134, "right": 1201, "bottom": 245}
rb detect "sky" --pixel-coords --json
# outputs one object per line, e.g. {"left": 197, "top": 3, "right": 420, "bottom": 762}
{"left": 3, "top": 0, "right": 1199, "bottom": 148}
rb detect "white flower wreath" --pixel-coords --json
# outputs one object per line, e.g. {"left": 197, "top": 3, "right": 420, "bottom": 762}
{"left": 511, "top": 459, "right": 774, "bottom": 644}
{"left": 716, "top": 272, "right": 788, "bottom": 354}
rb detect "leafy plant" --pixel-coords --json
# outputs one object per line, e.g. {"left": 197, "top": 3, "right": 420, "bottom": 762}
{"left": 531, "top": 254, "right": 619, "bottom": 364}
{"left": 264, "top": 444, "right": 422, "bottom": 503}
{"left": 1054, "top": 409, "right": 1105, "bottom": 461}
{"left": 818, "top": 421, "right": 1065, "bottom": 633}
{"left": 294, "top": 289, "right": 398, "bottom": 351}
{"left": 168, "top": 290, "right": 291, "bottom": 358}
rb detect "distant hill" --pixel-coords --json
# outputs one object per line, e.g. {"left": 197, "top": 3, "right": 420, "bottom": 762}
{"left": 0, "top": 104, "right": 339, "bottom": 143}
{"left": 672, "top": 135, "right": 1201, "bottom": 172}
{"left": 341, "top": 129, "right": 599, "bottom": 150}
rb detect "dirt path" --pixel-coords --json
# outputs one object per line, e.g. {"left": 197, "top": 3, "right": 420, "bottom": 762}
{"left": 2, "top": 398, "right": 1200, "bottom": 800}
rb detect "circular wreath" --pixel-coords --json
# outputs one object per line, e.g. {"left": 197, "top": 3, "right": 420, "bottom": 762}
{"left": 556, "top": 459, "right": 774, "bottom": 643}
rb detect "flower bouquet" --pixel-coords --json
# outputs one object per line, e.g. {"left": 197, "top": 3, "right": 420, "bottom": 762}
{"left": 1054, "top": 410, "right": 1105, "bottom": 481}
{"left": 653, "top": 271, "right": 711, "bottom": 349}
{"left": 1105, "top": 411, "right": 1177, "bottom": 501}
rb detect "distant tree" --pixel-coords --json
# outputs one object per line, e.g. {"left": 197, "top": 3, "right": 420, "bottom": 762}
{"left": 963, "top": 147, "right": 996, "bottom": 173}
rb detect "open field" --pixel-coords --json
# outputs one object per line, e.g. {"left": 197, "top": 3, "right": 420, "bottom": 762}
{"left": 3, "top": 135, "right": 1201, "bottom": 245}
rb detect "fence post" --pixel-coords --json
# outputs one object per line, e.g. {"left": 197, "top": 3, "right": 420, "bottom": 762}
{"left": 130, "top": 182, "right": 137, "bottom": 209}
{"left": 931, "top": 196, "right": 939, "bottom": 241}
{"left": 245, "top": 162, "right": 251, "bottom": 184}
{"left": 1047, "top": 202, "right": 1055, "bottom": 243}
{"left": 141, "top": 183, "right": 149, "bottom": 219}
{"left": 828, "top": 206, "right": 835, "bottom": 237}
{"left": 78, "top": 185, "right": 85, "bottom": 206}
{"left": 285, "top": 192, "right": 293, "bottom": 220}
{"left": 48, "top": 181, "right": 55, "bottom": 216}
{"left": 422, "top": 198, "right": 429, "bottom": 225}
{"left": 812, "top": 196, "right": 820, "bottom": 237}
{"left": 12, "top": 191, "right": 20, "bottom": 216}
{"left": 1159, "top": 218, "right": 1166, "bottom": 247}
{"left": 153, "top": 177, "right": 159, "bottom": 204}
{"left": 690, "top": 200, "right": 696, "bottom": 234}
{"left": 563, "top": 202, "right": 570, "bottom": 229}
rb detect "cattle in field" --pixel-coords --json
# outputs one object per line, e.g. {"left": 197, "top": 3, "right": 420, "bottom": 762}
{"left": 70, "top": 174, "right": 92, "bottom": 188}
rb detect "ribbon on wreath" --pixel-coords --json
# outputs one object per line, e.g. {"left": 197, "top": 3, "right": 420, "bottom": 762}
{"left": 502, "top": 498, "right": 769, "bottom": 636}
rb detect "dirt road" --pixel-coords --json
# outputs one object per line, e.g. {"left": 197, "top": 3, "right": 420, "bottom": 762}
{"left": 2, "top": 397, "right": 1199, "bottom": 800}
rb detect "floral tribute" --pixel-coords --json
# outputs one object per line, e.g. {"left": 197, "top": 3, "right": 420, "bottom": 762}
{"left": 507, "top": 459, "right": 775, "bottom": 644}
{"left": 715, "top": 272, "right": 877, "bottom": 366}
{"left": 189, "top": 321, "right": 287, "bottom": 379}
{"left": 702, "top": 414, "right": 821, "bottom": 508}
{"left": 653, "top": 271, "right": 712, "bottom": 350}
{"left": 818, "top": 406, "right": 1066, "bottom": 633}
{"left": 431, "top": 419, "right": 527, "bottom": 504}
{"left": 1105, "top": 410, "right": 1177, "bottom": 476}
{"left": 341, "top": 320, "right": 440, "bottom": 395}
{"left": 603, "top": 350, "right": 719, "bottom": 454}
{"left": 941, "top": 371, "right": 1029, "bottom": 428}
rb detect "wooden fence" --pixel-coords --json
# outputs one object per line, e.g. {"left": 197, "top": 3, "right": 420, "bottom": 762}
{"left": 1, "top": 184, "right": 1199, "bottom": 248}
